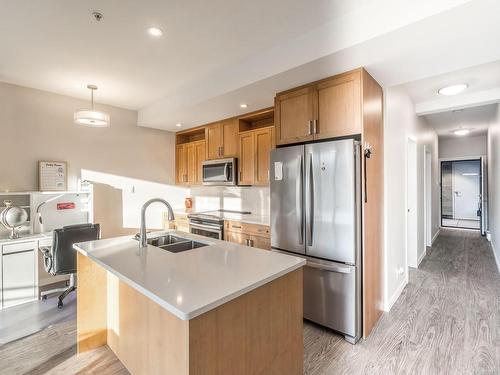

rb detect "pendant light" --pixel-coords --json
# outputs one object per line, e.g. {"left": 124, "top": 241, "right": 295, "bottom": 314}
{"left": 74, "top": 85, "right": 110, "bottom": 127}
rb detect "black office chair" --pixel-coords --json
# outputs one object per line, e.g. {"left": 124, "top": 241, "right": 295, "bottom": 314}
{"left": 40, "top": 223, "right": 100, "bottom": 308}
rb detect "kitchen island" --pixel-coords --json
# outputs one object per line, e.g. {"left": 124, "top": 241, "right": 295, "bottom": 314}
{"left": 74, "top": 230, "right": 305, "bottom": 375}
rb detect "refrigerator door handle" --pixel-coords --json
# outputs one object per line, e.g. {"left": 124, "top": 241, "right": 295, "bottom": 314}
{"left": 307, "top": 260, "right": 353, "bottom": 274}
{"left": 307, "top": 152, "right": 314, "bottom": 246}
{"left": 296, "top": 154, "right": 304, "bottom": 245}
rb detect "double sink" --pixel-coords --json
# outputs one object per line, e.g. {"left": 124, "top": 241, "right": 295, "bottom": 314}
{"left": 135, "top": 233, "right": 208, "bottom": 253}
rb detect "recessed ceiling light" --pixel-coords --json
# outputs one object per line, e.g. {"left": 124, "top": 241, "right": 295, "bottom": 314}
{"left": 453, "top": 129, "right": 470, "bottom": 136}
{"left": 240, "top": 103, "right": 248, "bottom": 109}
{"left": 438, "top": 83, "right": 468, "bottom": 96}
{"left": 176, "top": 123, "right": 182, "bottom": 127}
{"left": 147, "top": 27, "right": 163, "bottom": 37}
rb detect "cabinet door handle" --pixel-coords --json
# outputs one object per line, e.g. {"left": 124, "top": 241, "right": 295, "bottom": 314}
{"left": 239, "top": 171, "right": 243, "bottom": 182}
{"left": 250, "top": 239, "right": 254, "bottom": 247}
{"left": 308, "top": 120, "right": 312, "bottom": 135}
{"left": 232, "top": 225, "right": 242, "bottom": 229}
{"left": 313, "top": 119, "right": 317, "bottom": 134}
{"left": 245, "top": 239, "right": 249, "bottom": 246}
{"left": 220, "top": 146, "right": 224, "bottom": 156}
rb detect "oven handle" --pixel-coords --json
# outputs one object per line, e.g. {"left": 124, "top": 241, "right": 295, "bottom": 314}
{"left": 189, "top": 222, "right": 222, "bottom": 233}
{"left": 224, "top": 163, "right": 229, "bottom": 181}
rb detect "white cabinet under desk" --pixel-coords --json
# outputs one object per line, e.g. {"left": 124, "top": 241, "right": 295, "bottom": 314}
{"left": 1, "top": 240, "right": 37, "bottom": 309}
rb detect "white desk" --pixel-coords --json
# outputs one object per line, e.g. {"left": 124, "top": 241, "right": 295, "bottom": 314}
{"left": 0, "top": 232, "right": 69, "bottom": 309}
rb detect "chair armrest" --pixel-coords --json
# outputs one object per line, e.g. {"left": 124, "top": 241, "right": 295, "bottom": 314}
{"left": 39, "top": 246, "right": 51, "bottom": 254}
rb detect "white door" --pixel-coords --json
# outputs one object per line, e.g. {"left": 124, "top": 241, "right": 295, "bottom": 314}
{"left": 407, "top": 139, "right": 418, "bottom": 268}
{"left": 453, "top": 161, "right": 480, "bottom": 220}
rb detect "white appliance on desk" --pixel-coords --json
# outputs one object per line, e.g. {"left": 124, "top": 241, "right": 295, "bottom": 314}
{"left": 0, "top": 190, "right": 92, "bottom": 309}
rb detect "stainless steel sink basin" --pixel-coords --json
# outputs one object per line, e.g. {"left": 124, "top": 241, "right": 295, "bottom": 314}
{"left": 158, "top": 240, "right": 207, "bottom": 253}
{"left": 146, "top": 234, "right": 187, "bottom": 247}
{"left": 134, "top": 233, "right": 208, "bottom": 253}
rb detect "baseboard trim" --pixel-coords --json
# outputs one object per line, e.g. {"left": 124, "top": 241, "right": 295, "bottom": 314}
{"left": 417, "top": 248, "right": 426, "bottom": 267}
{"left": 490, "top": 239, "right": 500, "bottom": 274}
{"left": 431, "top": 229, "right": 441, "bottom": 245}
{"left": 384, "top": 275, "right": 408, "bottom": 312}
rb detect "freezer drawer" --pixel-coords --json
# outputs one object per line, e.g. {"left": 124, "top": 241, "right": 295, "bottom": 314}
{"left": 303, "top": 259, "right": 359, "bottom": 342}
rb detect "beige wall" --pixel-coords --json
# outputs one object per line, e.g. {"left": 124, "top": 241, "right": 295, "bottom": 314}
{"left": 0, "top": 81, "right": 175, "bottom": 191}
{"left": 0, "top": 81, "right": 188, "bottom": 235}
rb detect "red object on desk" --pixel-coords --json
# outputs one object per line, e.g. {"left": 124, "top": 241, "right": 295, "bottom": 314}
{"left": 57, "top": 202, "right": 75, "bottom": 210}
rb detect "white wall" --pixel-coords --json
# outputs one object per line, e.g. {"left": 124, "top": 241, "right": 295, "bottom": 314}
{"left": 0, "top": 82, "right": 187, "bottom": 233}
{"left": 189, "top": 186, "right": 270, "bottom": 217}
{"left": 383, "top": 86, "right": 440, "bottom": 311}
{"left": 439, "top": 135, "right": 487, "bottom": 159}
{"left": 487, "top": 104, "right": 500, "bottom": 271}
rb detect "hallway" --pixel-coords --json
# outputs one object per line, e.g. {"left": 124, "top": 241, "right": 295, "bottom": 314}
{"left": 0, "top": 230, "right": 498, "bottom": 374}
{"left": 304, "top": 229, "right": 500, "bottom": 374}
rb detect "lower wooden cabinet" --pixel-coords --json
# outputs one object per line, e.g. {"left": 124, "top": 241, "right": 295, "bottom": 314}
{"left": 224, "top": 221, "right": 271, "bottom": 250}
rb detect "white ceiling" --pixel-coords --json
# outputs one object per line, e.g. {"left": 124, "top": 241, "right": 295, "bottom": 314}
{"left": 0, "top": 0, "right": 347, "bottom": 109}
{"left": 2, "top": 0, "right": 500, "bottom": 131}
{"left": 399, "top": 60, "right": 500, "bottom": 116}
{"left": 423, "top": 104, "right": 497, "bottom": 139}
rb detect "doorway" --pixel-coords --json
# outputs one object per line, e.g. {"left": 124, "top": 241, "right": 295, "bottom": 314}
{"left": 406, "top": 138, "right": 418, "bottom": 268}
{"left": 440, "top": 159, "right": 482, "bottom": 230}
{"left": 424, "top": 148, "right": 432, "bottom": 247}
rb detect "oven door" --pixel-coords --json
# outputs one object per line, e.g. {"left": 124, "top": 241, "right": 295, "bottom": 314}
{"left": 202, "top": 158, "right": 236, "bottom": 185}
{"left": 189, "top": 222, "right": 223, "bottom": 240}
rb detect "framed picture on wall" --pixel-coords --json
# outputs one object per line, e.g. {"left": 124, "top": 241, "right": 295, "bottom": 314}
{"left": 39, "top": 161, "right": 68, "bottom": 191}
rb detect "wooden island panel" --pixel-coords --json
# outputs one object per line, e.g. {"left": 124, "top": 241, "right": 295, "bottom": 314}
{"left": 77, "top": 253, "right": 303, "bottom": 375}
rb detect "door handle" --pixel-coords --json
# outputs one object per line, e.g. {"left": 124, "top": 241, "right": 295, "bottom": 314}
{"left": 313, "top": 119, "right": 317, "bottom": 134}
{"left": 296, "top": 154, "right": 304, "bottom": 245}
{"left": 306, "top": 153, "right": 314, "bottom": 246}
{"left": 224, "top": 163, "right": 229, "bottom": 181}
{"left": 308, "top": 120, "right": 312, "bottom": 135}
{"left": 307, "top": 260, "right": 352, "bottom": 274}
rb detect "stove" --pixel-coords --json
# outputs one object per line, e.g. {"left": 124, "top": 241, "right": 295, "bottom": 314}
{"left": 187, "top": 210, "right": 251, "bottom": 240}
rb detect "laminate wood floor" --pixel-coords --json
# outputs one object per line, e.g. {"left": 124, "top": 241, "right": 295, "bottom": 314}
{"left": 304, "top": 229, "right": 500, "bottom": 375}
{"left": 0, "top": 229, "right": 498, "bottom": 374}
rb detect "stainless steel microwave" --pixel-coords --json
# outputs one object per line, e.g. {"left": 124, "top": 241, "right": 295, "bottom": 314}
{"left": 202, "top": 158, "right": 237, "bottom": 186}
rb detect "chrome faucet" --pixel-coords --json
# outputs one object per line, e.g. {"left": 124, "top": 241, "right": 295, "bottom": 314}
{"left": 139, "top": 198, "right": 175, "bottom": 248}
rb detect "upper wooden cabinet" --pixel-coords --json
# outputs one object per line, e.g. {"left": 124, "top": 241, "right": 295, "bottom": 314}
{"left": 221, "top": 119, "right": 239, "bottom": 157}
{"left": 176, "top": 144, "right": 188, "bottom": 184}
{"left": 238, "top": 132, "right": 255, "bottom": 185}
{"left": 175, "top": 107, "right": 274, "bottom": 186}
{"left": 254, "top": 127, "right": 273, "bottom": 185}
{"left": 176, "top": 140, "right": 205, "bottom": 185}
{"left": 275, "top": 86, "right": 315, "bottom": 145}
{"left": 316, "top": 71, "right": 361, "bottom": 139}
{"left": 238, "top": 127, "right": 273, "bottom": 186}
{"left": 193, "top": 141, "right": 205, "bottom": 185}
{"left": 205, "top": 119, "right": 239, "bottom": 159}
{"left": 205, "top": 123, "right": 222, "bottom": 160}
{"left": 275, "top": 70, "right": 362, "bottom": 145}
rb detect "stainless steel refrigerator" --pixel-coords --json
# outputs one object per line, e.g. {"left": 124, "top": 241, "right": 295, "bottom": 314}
{"left": 270, "top": 138, "right": 362, "bottom": 344}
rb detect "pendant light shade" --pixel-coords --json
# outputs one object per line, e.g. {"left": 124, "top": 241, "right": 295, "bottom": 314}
{"left": 74, "top": 85, "right": 110, "bottom": 127}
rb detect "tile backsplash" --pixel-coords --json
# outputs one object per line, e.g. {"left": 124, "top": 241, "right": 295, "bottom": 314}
{"left": 188, "top": 186, "right": 270, "bottom": 216}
